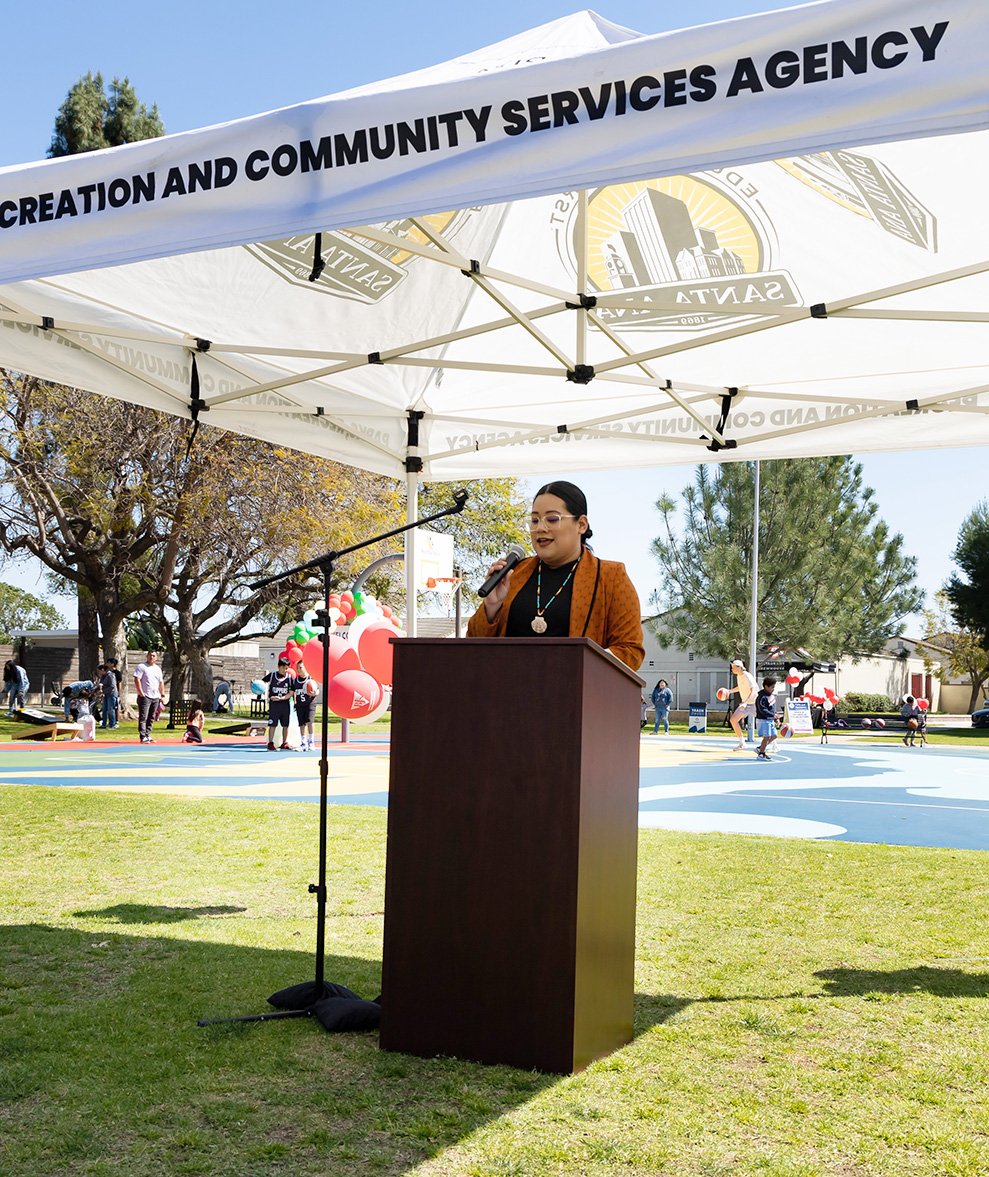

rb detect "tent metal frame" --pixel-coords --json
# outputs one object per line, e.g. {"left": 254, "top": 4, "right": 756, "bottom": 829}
{"left": 1, "top": 240, "right": 986, "bottom": 471}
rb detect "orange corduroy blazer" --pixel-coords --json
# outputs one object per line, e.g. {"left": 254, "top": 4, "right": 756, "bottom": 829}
{"left": 466, "top": 550, "right": 645, "bottom": 671}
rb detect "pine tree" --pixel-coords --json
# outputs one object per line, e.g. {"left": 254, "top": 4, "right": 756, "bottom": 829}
{"left": 649, "top": 457, "right": 923, "bottom": 661}
{"left": 48, "top": 71, "right": 163, "bottom": 157}
{"left": 944, "top": 501, "right": 989, "bottom": 644}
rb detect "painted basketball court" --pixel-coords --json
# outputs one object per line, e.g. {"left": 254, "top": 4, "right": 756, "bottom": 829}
{"left": 1, "top": 734, "right": 988, "bottom": 850}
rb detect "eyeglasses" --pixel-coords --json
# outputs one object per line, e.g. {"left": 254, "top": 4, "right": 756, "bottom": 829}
{"left": 527, "top": 514, "right": 576, "bottom": 529}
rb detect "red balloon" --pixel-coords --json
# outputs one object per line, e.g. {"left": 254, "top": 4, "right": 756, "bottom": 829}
{"left": 301, "top": 635, "right": 360, "bottom": 684}
{"left": 326, "top": 670, "right": 382, "bottom": 719}
{"left": 340, "top": 591, "right": 354, "bottom": 602}
{"left": 918, "top": 698, "right": 929, "bottom": 711}
{"left": 357, "top": 620, "right": 396, "bottom": 686}
{"left": 286, "top": 647, "right": 304, "bottom": 663}
{"left": 785, "top": 674, "right": 801, "bottom": 685}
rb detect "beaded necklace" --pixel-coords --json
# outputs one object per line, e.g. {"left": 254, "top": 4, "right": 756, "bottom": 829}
{"left": 531, "top": 552, "right": 582, "bottom": 634}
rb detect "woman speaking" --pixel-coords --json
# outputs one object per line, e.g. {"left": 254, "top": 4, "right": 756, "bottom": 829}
{"left": 467, "top": 481, "right": 644, "bottom": 671}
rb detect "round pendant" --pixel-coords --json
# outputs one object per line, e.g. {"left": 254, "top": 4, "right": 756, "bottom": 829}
{"left": 531, "top": 615, "right": 548, "bottom": 634}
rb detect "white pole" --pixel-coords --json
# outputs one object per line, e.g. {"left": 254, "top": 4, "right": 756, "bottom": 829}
{"left": 405, "top": 471, "right": 418, "bottom": 638}
{"left": 747, "top": 460, "right": 761, "bottom": 741}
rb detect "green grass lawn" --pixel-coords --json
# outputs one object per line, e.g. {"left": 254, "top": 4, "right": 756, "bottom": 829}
{"left": 2, "top": 784, "right": 989, "bottom": 1176}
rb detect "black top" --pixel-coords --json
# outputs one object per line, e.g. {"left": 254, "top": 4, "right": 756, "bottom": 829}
{"left": 505, "top": 559, "right": 579, "bottom": 637}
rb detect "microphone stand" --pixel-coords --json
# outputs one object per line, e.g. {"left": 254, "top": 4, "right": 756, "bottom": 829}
{"left": 198, "top": 489, "right": 468, "bottom": 1026}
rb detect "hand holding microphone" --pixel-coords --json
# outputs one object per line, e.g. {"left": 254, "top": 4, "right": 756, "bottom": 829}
{"left": 478, "top": 543, "right": 526, "bottom": 618}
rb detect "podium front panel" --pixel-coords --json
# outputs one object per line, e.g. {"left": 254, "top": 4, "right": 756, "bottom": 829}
{"left": 380, "top": 637, "right": 641, "bottom": 1073}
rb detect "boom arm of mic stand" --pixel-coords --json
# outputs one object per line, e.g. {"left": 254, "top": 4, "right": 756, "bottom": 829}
{"left": 246, "top": 488, "right": 469, "bottom": 593}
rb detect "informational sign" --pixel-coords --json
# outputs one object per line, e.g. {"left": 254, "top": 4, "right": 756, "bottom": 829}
{"left": 785, "top": 698, "right": 814, "bottom": 735}
{"left": 688, "top": 701, "right": 708, "bottom": 734}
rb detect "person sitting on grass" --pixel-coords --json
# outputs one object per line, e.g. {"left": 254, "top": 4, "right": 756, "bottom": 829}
{"left": 182, "top": 701, "right": 205, "bottom": 744}
{"left": 755, "top": 676, "right": 780, "bottom": 760}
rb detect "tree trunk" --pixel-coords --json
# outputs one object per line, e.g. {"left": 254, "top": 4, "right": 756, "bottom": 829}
{"left": 188, "top": 642, "right": 215, "bottom": 708}
{"left": 77, "top": 588, "right": 99, "bottom": 680}
{"left": 174, "top": 600, "right": 212, "bottom": 704}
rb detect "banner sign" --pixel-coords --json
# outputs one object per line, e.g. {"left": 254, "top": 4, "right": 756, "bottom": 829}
{"left": 0, "top": 0, "right": 984, "bottom": 283}
{"left": 688, "top": 701, "right": 708, "bottom": 734}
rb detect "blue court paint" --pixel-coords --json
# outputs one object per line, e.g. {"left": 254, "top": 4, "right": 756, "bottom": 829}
{"left": 3, "top": 735, "right": 987, "bottom": 849}
{"left": 637, "top": 739, "right": 989, "bottom": 848}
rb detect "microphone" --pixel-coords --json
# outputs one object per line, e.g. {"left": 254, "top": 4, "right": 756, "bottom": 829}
{"left": 477, "top": 544, "right": 526, "bottom": 598}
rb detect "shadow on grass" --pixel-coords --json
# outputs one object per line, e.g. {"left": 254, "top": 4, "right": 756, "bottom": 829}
{"left": 0, "top": 922, "right": 557, "bottom": 1177}
{"left": 814, "top": 964, "right": 989, "bottom": 997}
{"left": 71, "top": 902, "right": 247, "bottom": 923}
{"left": 656, "top": 962, "right": 989, "bottom": 1011}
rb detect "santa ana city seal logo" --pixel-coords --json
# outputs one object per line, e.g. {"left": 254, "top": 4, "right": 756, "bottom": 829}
{"left": 553, "top": 172, "right": 795, "bottom": 332}
{"left": 244, "top": 209, "right": 478, "bottom": 304}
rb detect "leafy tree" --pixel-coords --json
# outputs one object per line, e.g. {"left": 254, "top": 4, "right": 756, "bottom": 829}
{"left": 919, "top": 589, "right": 989, "bottom": 713}
{"left": 0, "top": 376, "right": 196, "bottom": 681}
{"left": 945, "top": 501, "right": 989, "bottom": 645}
{"left": 649, "top": 458, "right": 923, "bottom": 661}
{"left": 0, "top": 583, "right": 66, "bottom": 642}
{"left": 48, "top": 72, "right": 163, "bottom": 157}
{"left": 137, "top": 439, "right": 404, "bottom": 701}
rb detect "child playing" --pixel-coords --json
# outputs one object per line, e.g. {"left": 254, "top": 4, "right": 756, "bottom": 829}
{"left": 755, "top": 676, "right": 779, "bottom": 760}
{"left": 182, "top": 700, "right": 205, "bottom": 744}
{"left": 264, "top": 657, "right": 295, "bottom": 750}
{"left": 293, "top": 664, "right": 319, "bottom": 751}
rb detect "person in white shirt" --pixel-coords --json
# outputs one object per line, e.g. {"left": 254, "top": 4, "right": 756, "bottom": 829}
{"left": 133, "top": 651, "right": 165, "bottom": 744}
{"left": 727, "top": 658, "right": 758, "bottom": 750}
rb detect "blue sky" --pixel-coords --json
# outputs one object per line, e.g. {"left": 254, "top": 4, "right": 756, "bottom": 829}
{"left": 1, "top": 0, "right": 984, "bottom": 631}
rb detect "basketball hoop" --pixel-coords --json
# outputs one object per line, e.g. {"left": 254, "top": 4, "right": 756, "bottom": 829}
{"left": 430, "top": 576, "right": 462, "bottom": 614}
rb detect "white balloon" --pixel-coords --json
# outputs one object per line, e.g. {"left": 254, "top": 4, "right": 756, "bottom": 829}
{"left": 345, "top": 610, "right": 379, "bottom": 652}
{"left": 359, "top": 686, "right": 392, "bottom": 725}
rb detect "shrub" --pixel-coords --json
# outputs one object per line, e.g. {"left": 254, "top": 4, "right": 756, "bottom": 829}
{"left": 843, "top": 692, "right": 893, "bottom": 713}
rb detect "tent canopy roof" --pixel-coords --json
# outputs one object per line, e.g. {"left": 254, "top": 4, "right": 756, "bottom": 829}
{"left": 0, "top": 0, "right": 986, "bottom": 479}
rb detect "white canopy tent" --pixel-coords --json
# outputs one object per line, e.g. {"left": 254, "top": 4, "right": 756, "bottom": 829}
{"left": 0, "top": 0, "right": 986, "bottom": 622}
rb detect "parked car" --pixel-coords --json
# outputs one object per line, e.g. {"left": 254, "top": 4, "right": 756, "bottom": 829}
{"left": 972, "top": 700, "right": 989, "bottom": 729}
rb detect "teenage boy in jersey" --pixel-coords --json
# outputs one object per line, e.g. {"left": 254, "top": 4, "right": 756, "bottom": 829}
{"left": 265, "top": 657, "right": 295, "bottom": 750}
{"left": 293, "top": 664, "right": 319, "bottom": 751}
{"left": 727, "top": 657, "right": 758, "bottom": 751}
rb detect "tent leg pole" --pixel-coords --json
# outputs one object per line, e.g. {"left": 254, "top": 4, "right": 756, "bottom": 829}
{"left": 405, "top": 473, "right": 418, "bottom": 637}
{"left": 747, "top": 460, "right": 761, "bottom": 742}
{"left": 576, "top": 188, "right": 588, "bottom": 369}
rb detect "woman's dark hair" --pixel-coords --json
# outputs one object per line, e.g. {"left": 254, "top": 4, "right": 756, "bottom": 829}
{"left": 533, "top": 480, "right": 593, "bottom": 546}
{"left": 656, "top": 679, "right": 667, "bottom": 689}
{"left": 3, "top": 661, "right": 13, "bottom": 682}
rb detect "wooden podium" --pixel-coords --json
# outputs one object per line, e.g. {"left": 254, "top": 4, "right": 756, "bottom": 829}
{"left": 380, "top": 637, "right": 643, "bottom": 1073}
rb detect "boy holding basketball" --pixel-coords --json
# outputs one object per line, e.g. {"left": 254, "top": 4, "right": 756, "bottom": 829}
{"left": 755, "top": 676, "right": 780, "bottom": 760}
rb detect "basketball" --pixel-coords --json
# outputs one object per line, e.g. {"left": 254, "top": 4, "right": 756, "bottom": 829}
{"left": 875, "top": 718, "right": 886, "bottom": 728}
{"left": 861, "top": 717, "right": 872, "bottom": 727}
{"left": 779, "top": 723, "right": 793, "bottom": 739}
{"left": 907, "top": 717, "right": 919, "bottom": 730}
{"left": 716, "top": 687, "right": 730, "bottom": 701}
